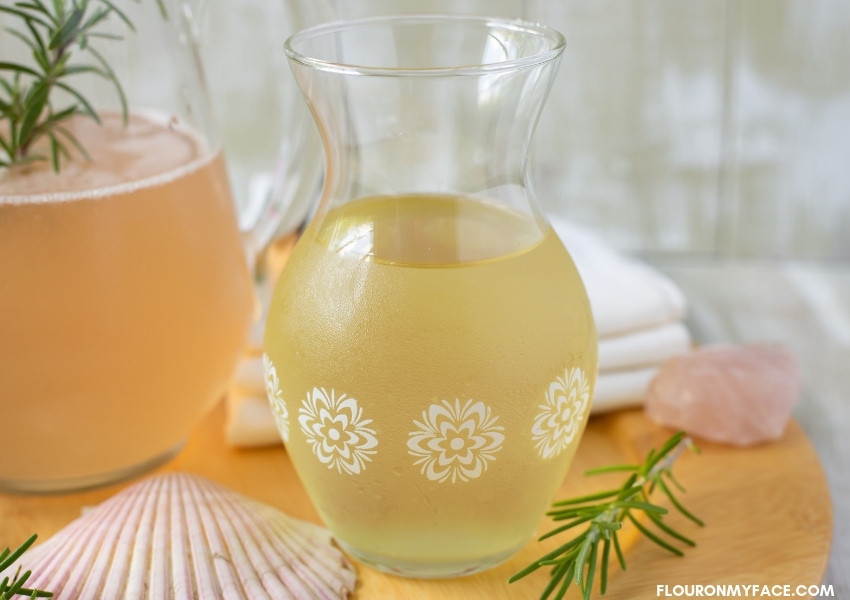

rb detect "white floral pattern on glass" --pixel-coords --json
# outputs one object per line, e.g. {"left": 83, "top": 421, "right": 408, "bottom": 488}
{"left": 299, "top": 388, "right": 378, "bottom": 475}
{"left": 532, "top": 367, "right": 590, "bottom": 460}
{"left": 407, "top": 399, "right": 505, "bottom": 483}
{"left": 262, "top": 353, "right": 289, "bottom": 443}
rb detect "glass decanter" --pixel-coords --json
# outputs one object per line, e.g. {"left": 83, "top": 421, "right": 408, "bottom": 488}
{"left": 263, "top": 15, "right": 598, "bottom": 577}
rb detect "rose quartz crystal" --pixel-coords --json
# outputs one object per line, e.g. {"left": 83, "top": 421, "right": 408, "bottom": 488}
{"left": 644, "top": 343, "right": 802, "bottom": 446}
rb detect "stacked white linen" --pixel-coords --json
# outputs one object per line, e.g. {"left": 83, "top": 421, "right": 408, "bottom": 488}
{"left": 550, "top": 216, "right": 691, "bottom": 413}
{"left": 225, "top": 218, "right": 691, "bottom": 446}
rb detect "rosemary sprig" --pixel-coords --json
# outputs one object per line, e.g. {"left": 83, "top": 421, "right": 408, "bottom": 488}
{"left": 0, "top": 0, "right": 138, "bottom": 171}
{"left": 0, "top": 535, "right": 52, "bottom": 598}
{"left": 510, "top": 431, "right": 703, "bottom": 600}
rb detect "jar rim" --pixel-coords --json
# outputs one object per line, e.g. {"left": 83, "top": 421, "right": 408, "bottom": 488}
{"left": 284, "top": 14, "right": 566, "bottom": 77}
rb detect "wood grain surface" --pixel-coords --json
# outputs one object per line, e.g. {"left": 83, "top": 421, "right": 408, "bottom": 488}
{"left": 0, "top": 403, "right": 831, "bottom": 599}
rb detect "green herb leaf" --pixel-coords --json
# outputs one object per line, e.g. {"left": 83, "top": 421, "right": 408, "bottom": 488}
{"left": 17, "top": 80, "right": 49, "bottom": 147}
{"left": 612, "top": 530, "right": 626, "bottom": 571}
{"left": 54, "top": 81, "right": 99, "bottom": 123}
{"left": 95, "top": 0, "right": 134, "bottom": 32}
{"left": 584, "top": 464, "right": 639, "bottom": 476}
{"left": 658, "top": 479, "right": 705, "bottom": 527}
{"left": 47, "top": 3, "right": 84, "bottom": 49}
{"left": 47, "top": 128, "right": 60, "bottom": 171}
{"left": 83, "top": 44, "right": 127, "bottom": 124}
{"left": 600, "top": 536, "right": 611, "bottom": 594}
{"left": 0, "top": 62, "right": 41, "bottom": 77}
{"left": 0, "top": 5, "right": 52, "bottom": 29}
{"left": 553, "top": 488, "right": 621, "bottom": 506}
{"left": 4, "top": 27, "right": 39, "bottom": 52}
{"left": 582, "top": 537, "right": 598, "bottom": 600}
{"left": 55, "top": 123, "right": 91, "bottom": 161}
{"left": 646, "top": 510, "right": 696, "bottom": 547}
{"left": 538, "top": 516, "right": 595, "bottom": 541}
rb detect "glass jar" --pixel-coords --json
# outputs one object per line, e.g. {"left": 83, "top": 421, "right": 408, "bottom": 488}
{"left": 0, "top": 0, "right": 257, "bottom": 492}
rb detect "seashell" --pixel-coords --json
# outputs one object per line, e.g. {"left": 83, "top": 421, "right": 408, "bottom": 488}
{"left": 15, "top": 473, "right": 357, "bottom": 599}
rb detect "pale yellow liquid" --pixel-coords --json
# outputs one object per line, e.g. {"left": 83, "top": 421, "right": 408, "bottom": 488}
{"left": 265, "top": 195, "right": 597, "bottom": 576}
{"left": 0, "top": 114, "right": 253, "bottom": 491}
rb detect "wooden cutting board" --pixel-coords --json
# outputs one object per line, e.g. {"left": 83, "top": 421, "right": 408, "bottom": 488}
{"left": 1, "top": 403, "right": 831, "bottom": 599}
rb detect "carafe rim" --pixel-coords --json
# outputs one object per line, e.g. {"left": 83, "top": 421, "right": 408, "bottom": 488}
{"left": 284, "top": 14, "right": 565, "bottom": 77}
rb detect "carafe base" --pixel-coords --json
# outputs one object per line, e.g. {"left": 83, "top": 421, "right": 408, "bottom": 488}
{"left": 0, "top": 441, "right": 185, "bottom": 495}
{"left": 337, "top": 538, "right": 525, "bottom": 579}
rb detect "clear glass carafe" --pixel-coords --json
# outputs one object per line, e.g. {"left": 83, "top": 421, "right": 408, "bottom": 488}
{"left": 0, "top": 0, "right": 255, "bottom": 492}
{"left": 263, "top": 15, "right": 598, "bottom": 578}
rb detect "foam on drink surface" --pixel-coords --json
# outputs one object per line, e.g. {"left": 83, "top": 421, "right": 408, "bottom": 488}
{"left": 0, "top": 112, "right": 208, "bottom": 204}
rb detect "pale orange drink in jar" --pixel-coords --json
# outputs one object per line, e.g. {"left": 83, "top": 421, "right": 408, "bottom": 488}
{"left": 0, "top": 113, "right": 254, "bottom": 491}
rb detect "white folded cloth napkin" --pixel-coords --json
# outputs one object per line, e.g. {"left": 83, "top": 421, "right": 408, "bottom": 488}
{"left": 593, "top": 367, "right": 660, "bottom": 413}
{"left": 549, "top": 216, "right": 687, "bottom": 338}
{"left": 592, "top": 322, "right": 691, "bottom": 414}
{"left": 598, "top": 322, "right": 690, "bottom": 373}
{"left": 226, "top": 394, "right": 281, "bottom": 447}
{"left": 549, "top": 215, "right": 690, "bottom": 414}
{"left": 225, "top": 218, "right": 690, "bottom": 446}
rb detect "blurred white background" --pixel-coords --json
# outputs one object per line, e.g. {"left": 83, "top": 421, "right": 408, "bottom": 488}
{"left": 196, "top": 0, "right": 850, "bottom": 260}
{"left": 2, "top": 0, "right": 847, "bottom": 257}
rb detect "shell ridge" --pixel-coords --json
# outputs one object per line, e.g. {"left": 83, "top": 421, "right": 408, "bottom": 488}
{"left": 19, "top": 511, "right": 86, "bottom": 574}
{"left": 146, "top": 473, "right": 174, "bottom": 600}
{"left": 258, "top": 508, "right": 356, "bottom": 596}
{"left": 16, "top": 524, "right": 83, "bottom": 595}
{"left": 177, "top": 473, "right": 222, "bottom": 599}
{"left": 184, "top": 473, "right": 245, "bottom": 598}
{"left": 213, "top": 486, "right": 300, "bottom": 599}
{"left": 78, "top": 476, "right": 157, "bottom": 599}
{"left": 274, "top": 522, "right": 345, "bottom": 597}
{"left": 19, "top": 484, "right": 132, "bottom": 596}
{"left": 200, "top": 479, "right": 275, "bottom": 600}
{"left": 60, "top": 478, "right": 153, "bottom": 598}
{"left": 25, "top": 468, "right": 159, "bottom": 597}
{"left": 203, "top": 484, "right": 355, "bottom": 599}
{"left": 13, "top": 517, "right": 85, "bottom": 592}
{"left": 98, "top": 474, "right": 162, "bottom": 599}
{"left": 257, "top": 508, "right": 330, "bottom": 560}
{"left": 271, "top": 513, "right": 354, "bottom": 584}
{"left": 187, "top": 481, "right": 354, "bottom": 598}
{"left": 243, "top": 504, "right": 335, "bottom": 596}
{"left": 212, "top": 488, "right": 307, "bottom": 600}
{"left": 111, "top": 474, "right": 161, "bottom": 600}
{"left": 169, "top": 474, "right": 197, "bottom": 600}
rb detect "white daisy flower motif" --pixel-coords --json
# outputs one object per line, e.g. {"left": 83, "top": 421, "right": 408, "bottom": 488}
{"left": 407, "top": 399, "right": 505, "bottom": 483}
{"left": 299, "top": 388, "right": 378, "bottom": 475}
{"left": 532, "top": 367, "right": 591, "bottom": 460}
{"left": 262, "top": 353, "right": 289, "bottom": 443}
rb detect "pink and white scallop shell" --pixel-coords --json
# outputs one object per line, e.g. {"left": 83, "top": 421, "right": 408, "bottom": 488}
{"left": 14, "top": 473, "right": 356, "bottom": 599}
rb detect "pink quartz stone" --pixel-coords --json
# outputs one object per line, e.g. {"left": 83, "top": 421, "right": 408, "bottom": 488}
{"left": 644, "top": 343, "right": 802, "bottom": 446}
